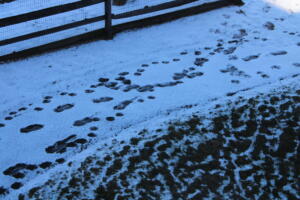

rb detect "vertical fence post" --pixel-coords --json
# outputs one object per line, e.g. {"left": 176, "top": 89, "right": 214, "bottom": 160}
{"left": 105, "top": 0, "right": 113, "bottom": 39}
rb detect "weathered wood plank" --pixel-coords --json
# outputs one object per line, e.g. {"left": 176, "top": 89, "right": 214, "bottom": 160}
{"left": 105, "top": 0, "right": 113, "bottom": 39}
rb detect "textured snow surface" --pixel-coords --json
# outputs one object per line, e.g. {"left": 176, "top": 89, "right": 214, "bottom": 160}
{"left": 0, "top": 0, "right": 300, "bottom": 199}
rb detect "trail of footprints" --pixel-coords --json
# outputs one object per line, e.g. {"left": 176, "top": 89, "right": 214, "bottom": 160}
{"left": 0, "top": 50, "right": 297, "bottom": 132}
{"left": 0, "top": 24, "right": 299, "bottom": 194}
{"left": 1, "top": 25, "right": 298, "bottom": 131}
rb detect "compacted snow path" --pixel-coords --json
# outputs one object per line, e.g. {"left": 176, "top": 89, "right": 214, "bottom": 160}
{"left": 0, "top": 0, "right": 299, "bottom": 198}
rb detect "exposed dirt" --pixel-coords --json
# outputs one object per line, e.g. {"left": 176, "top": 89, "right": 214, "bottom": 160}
{"left": 21, "top": 85, "right": 299, "bottom": 200}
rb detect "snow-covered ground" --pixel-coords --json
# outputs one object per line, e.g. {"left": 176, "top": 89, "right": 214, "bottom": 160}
{"left": 0, "top": 0, "right": 299, "bottom": 199}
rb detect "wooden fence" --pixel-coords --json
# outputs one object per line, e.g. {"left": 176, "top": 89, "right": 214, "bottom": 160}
{"left": 0, "top": 0, "right": 244, "bottom": 62}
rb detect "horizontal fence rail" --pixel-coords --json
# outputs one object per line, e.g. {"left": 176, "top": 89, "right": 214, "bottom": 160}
{"left": 0, "top": 16, "right": 106, "bottom": 46}
{"left": 112, "top": 0, "right": 198, "bottom": 19}
{"left": 0, "top": 0, "right": 244, "bottom": 62}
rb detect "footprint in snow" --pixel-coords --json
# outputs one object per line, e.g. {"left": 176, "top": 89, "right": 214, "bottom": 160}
{"left": 88, "top": 133, "right": 97, "bottom": 137}
{"left": 223, "top": 47, "right": 237, "bottom": 55}
{"left": 39, "top": 161, "right": 52, "bottom": 169}
{"left": 11, "top": 182, "right": 22, "bottom": 190}
{"left": 156, "top": 81, "right": 183, "bottom": 87}
{"left": 73, "top": 117, "right": 99, "bottom": 127}
{"left": 148, "top": 96, "right": 155, "bottom": 100}
{"left": 233, "top": 29, "right": 248, "bottom": 39}
{"left": 9, "top": 111, "right": 17, "bottom": 115}
{"left": 90, "top": 126, "right": 98, "bottom": 131}
{"left": 98, "top": 78, "right": 109, "bottom": 83}
{"left": 115, "top": 76, "right": 125, "bottom": 81}
{"left": 293, "top": 63, "right": 300, "bottom": 67}
{"left": 137, "top": 85, "right": 154, "bottom": 92}
{"left": 104, "top": 81, "right": 118, "bottom": 89}
{"left": 226, "top": 92, "right": 237, "bottom": 97}
{"left": 34, "top": 107, "right": 43, "bottom": 111}
{"left": 186, "top": 72, "right": 204, "bottom": 79}
{"left": 141, "top": 64, "right": 149, "bottom": 67}
{"left": 122, "top": 79, "right": 131, "bottom": 85}
{"left": 56, "top": 158, "right": 65, "bottom": 164}
{"left": 54, "top": 104, "right": 74, "bottom": 113}
{"left": 229, "top": 55, "right": 238, "bottom": 60}
{"left": 115, "top": 112, "right": 124, "bottom": 117}
{"left": 44, "top": 96, "right": 52, "bottom": 100}
{"left": 119, "top": 72, "right": 129, "bottom": 76}
{"left": 271, "top": 51, "right": 287, "bottom": 56}
{"left": 123, "top": 84, "right": 140, "bottom": 92}
{"left": 92, "top": 97, "right": 113, "bottom": 103}
{"left": 265, "top": 73, "right": 273, "bottom": 79}
{"left": 220, "top": 65, "right": 250, "bottom": 78}
{"left": 68, "top": 93, "right": 77, "bottom": 97}
{"left": 106, "top": 117, "right": 115, "bottom": 121}
{"left": 194, "top": 51, "right": 201, "bottom": 55}
{"left": 194, "top": 58, "right": 209, "bottom": 66}
{"left": 18, "top": 107, "right": 27, "bottom": 111}
{"left": 264, "top": 22, "right": 275, "bottom": 30}
{"left": 113, "top": 100, "right": 134, "bottom": 110}
{"left": 85, "top": 89, "right": 94, "bottom": 94}
{"left": 46, "top": 135, "right": 89, "bottom": 154}
{"left": 180, "top": 51, "right": 188, "bottom": 55}
{"left": 42, "top": 96, "right": 52, "bottom": 104}
{"left": 271, "top": 65, "right": 281, "bottom": 70}
{"left": 256, "top": 71, "right": 270, "bottom": 78}
{"left": 231, "top": 80, "right": 240, "bottom": 84}
{"left": 4, "top": 116, "right": 13, "bottom": 120}
{"left": 243, "top": 54, "right": 260, "bottom": 62}
{"left": 20, "top": 124, "right": 44, "bottom": 133}
{"left": 45, "top": 134, "right": 77, "bottom": 154}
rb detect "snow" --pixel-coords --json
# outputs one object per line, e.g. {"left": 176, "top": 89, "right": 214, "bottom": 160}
{"left": 0, "top": 0, "right": 299, "bottom": 198}
{"left": 266, "top": 0, "right": 300, "bottom": 13}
